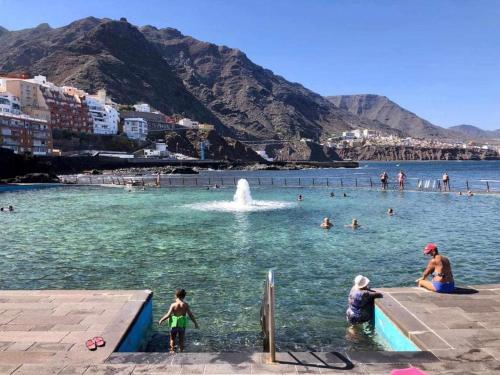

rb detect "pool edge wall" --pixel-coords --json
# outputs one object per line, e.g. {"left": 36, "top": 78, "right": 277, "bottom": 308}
{"left": 374, "top": 305, "right": 420, "bottom": 351}
{"left": 116, "top": 292, "right": 153, "bottom": 352}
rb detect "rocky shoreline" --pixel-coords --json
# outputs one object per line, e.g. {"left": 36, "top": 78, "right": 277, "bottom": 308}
{"left": 336, "top": 145, "right": 499, "bottom": 161}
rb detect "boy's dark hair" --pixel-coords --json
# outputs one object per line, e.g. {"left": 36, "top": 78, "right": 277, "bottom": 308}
{"left": 176, "top": 288, "right": 186, "bottom": 299}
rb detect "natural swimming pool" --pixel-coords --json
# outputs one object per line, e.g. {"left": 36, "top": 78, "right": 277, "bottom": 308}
{"left": 1, "top": 168, "right": 499, "bottom": 352}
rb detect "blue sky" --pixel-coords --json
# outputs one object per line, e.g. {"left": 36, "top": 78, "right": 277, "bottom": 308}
{"left": 2, "top": 0, "right": 499, "bottom": 129}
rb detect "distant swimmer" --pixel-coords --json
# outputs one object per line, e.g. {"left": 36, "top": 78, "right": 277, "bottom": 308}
{"left": 347, "top": 218, "right": 360, "bottom": 229}
{"left": 320, "top": 217, "right": 332, "bottom": 229}
{"left": 0, "top": 207, "right": 3, "bottom": 212}
{"left": 330, "top": 192, "right": 335, "bottom": 197}
{"left": 297, "top": 194, "right": 304, "bottom": 201}
{"left": 387, "top": 208, "right": 394, "bottom": 215}
{"left": 8, "top": 206, "right": 13, "bottom": 212}
{"left": 442, "top": 172, "right": 450, "bottom": 191}
{"left": 467, "top": 190, "right": 474, "bottom": 197}
{"left": 380, "top": 171, "right": 389, "bottom": 190}
{"left": 397, "top": 170, "right": 406, "bottom": 190}
{"left": 458, "top": 191, "right": 463, "bottom": 196}
{"left": 343, "top": 193, "right": 348, "bottom": 197}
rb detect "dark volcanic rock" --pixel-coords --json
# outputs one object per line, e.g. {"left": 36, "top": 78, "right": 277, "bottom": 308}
{"left": 5, "top": 173, "right": 60, "bottom": 183}
{"left": 336, "top": 145, "right": 499, "bottom": 161}
{"left": 165, "top": 129, "right": 265, "bottom": 162}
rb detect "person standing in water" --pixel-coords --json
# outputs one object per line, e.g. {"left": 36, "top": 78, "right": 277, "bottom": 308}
{"left": 346, "top": 275, "right": 383, "bottom": 325}
{"left": 442, "top": 172, "right": 450, "bottom": 191}
{"left": 397, "top": 170, "right": 406, "bottom": 190}
{"left": 416, "top": 243, "right": 455, "bottom": 293}
{"left": 159, "top": 288, "right": 199, "bottom": 352}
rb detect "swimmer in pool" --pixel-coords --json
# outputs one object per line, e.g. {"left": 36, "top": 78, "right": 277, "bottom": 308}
{"left": 348, "top": 219, "right": 360, "bottom": 229}
{"left": 320, "top": 217, "right": 332, "bottom": 229}
{"left": 387, "top": 208, "right": 394, "bottom": 215}
{"left": 298, "top": 194, "right": 304, "bottom": 201}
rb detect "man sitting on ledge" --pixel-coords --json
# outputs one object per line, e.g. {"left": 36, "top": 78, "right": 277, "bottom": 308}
{"left": 416, "top": 243, "right": 455, "bottom": 293}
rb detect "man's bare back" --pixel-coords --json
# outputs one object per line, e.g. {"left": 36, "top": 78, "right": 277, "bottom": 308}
{"left": 417, "top": 244, "right": 455, "bottom": 293}
{"left": 429, "top": 255, "right": 454, "bottom": 283}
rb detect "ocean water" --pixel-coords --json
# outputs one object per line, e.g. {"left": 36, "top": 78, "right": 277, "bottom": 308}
{"left": 1, "top": 161, "right": 499, "bottom": 352}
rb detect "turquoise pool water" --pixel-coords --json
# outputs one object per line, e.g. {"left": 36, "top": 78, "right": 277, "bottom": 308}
{"left": 1, "top": 167, "right": 500, "bottom": 352}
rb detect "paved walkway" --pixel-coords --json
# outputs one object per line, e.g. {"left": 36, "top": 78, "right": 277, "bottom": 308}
{"left": 376, "top": 284, "right": 500, "bottom": 374}
{"left": 1, "top": 286, "right": 500, "bottom": 374}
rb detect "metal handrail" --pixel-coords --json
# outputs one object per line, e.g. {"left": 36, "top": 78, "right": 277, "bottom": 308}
{"left": 260, "top": 269, "right": 276, "bottom": 363}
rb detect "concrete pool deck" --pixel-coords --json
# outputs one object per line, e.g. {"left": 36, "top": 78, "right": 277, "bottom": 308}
{"left": 1, "top": 286, "right": 500, "bottom": 374}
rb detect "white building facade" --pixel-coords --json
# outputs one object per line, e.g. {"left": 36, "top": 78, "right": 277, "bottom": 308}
{"left": 178, "top": 118, "right": 199, "bottom": 129}
{"left": 124, "top": 118, "right": 148, "bottom": 140}
{"left": 0, "top": 92, "right": 21, "bottom": 115}
{"left": 85, "top": 96, "right": 119, "bottom": 135}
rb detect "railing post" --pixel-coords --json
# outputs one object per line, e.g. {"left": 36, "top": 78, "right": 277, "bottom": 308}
{"left": 298, "top": 177, "right": 301, "bottom": 186}
{"left": 208, "top": 177, "right": 211, "bottom": 186}
{"left": 271, "top": 178, "right": 274, "bottom": 185}
{"left": 221, "top": 178, "right": 224, "bottom": 186}
{"left": 267, "top": 270, "right": 275, "bottom": 363}
{"left": 258, "top": 177, "right": 261, "bottom": 185}
{"left": 234, "top": 177, "right": 236, "bottom": 185}
{"left": 182, "top": 177, "right": 185, "bottom": 186}
{"left": 466, "top": 180, "right": 469, "bottom": 190}
{"left": 370, "top": 178, "right": 373, "bottom": 188}
{"left": 312, "top": 178, "right": 315, "bottom": 186}
{"left": 486, "top": 181, "right": 490, "bottom": 192}
{"left": 195, "top": 178, "right": 198, "bottom": 186}
{"left": 355, "top": 178, "right": 358, "bottom": 187}
{"left": 340, "top": 178, "right": 343, "bottom": 187}
{"left": 284, "top": 178, "right": 287, "bottom": 186}
{"left": 326, "top": 178, "right": 329, "bottom": 187}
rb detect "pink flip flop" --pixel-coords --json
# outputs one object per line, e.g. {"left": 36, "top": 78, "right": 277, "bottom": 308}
{"left": 86, "top": 339, "right": 97, "bottom": 351}
{"left": 93, "top": 337, "right": 106, "bottom": 347}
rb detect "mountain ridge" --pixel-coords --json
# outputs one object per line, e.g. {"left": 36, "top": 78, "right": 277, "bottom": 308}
{"left": 0, "top": 17, "right": 489, "bottom": 144}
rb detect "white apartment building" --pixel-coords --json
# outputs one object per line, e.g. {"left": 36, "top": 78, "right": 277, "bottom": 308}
{"left": 178, "top": 118, "right": 199, "bottom": 128}
{"left": 133, "top": 103, "right": 151, "bottom": 113}
{"left": 363, "top": 129, "right": 377, "bottom": 138}
{"left": 85, "top": 96, "right": 119, "bottom": 135}
{"left": 0, "top": 92, "right": 21, "bottom": 115}
{"left": 123, "top": 118, "right": 148, "bottom": 140}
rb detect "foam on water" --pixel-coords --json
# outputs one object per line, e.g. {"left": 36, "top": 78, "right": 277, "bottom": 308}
{"left": 188, "top": 178, "right": 294, "bottom": 212}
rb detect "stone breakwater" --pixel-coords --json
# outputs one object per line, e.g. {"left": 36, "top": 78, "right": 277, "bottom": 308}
{"left": 336, "top": 145, "right": 499, "bottom": 161}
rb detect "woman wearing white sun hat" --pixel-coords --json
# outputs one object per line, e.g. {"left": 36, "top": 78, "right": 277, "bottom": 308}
{"left": 346, "top": 275, "right": 383, "bottom": 325}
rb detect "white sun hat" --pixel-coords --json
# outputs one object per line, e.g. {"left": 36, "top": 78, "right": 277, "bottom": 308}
{"left": 354, "top": 275, "right": 370, "bottom": 289}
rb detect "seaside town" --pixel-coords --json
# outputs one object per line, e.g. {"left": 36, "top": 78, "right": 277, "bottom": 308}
{"left": 1, "top": 73, "right": 498, "bottom": 162}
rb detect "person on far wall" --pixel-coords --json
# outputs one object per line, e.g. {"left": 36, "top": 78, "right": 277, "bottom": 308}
{"left": 380, "top": 171, "right": 389, "bottom": 190}
{"left": 346, "top": 275, "right": 383, "bottom": 325}
{"left": 397, "top": 170, "right": 406, "bottom": 190}
{"left": 416, "top": 243, "right": 455, "bottom": 293}
{"left": 442, "top": 172, "right": 450, "bottom": 191}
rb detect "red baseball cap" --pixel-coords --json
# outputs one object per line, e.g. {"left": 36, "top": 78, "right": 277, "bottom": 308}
{"left": 424, "top": 243, "right": 437, "bottom": 254}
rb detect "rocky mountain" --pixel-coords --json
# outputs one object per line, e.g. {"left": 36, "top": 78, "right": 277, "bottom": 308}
{"left": 448, "top": 125, "right": 500, "bottom": 140}
{"left": 0, "top": 17, "right": 488, "bottom": 148}
{"left": 0, "top": 17, "right": 396, "bottom": 144}
{"left": 327, "top": 94, "right": 457, "bottom": 139}
{"left": 140, "top": 26, "right": 398, "bottom": 141}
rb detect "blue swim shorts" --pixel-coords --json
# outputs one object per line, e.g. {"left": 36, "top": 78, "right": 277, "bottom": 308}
{"left": 432, "top": 281, "right": 455, "bottom": 293}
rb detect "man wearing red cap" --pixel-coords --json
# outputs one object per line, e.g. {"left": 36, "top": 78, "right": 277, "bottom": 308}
{"left": 416, "top": 243, "right": 455, "bottom": 293}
